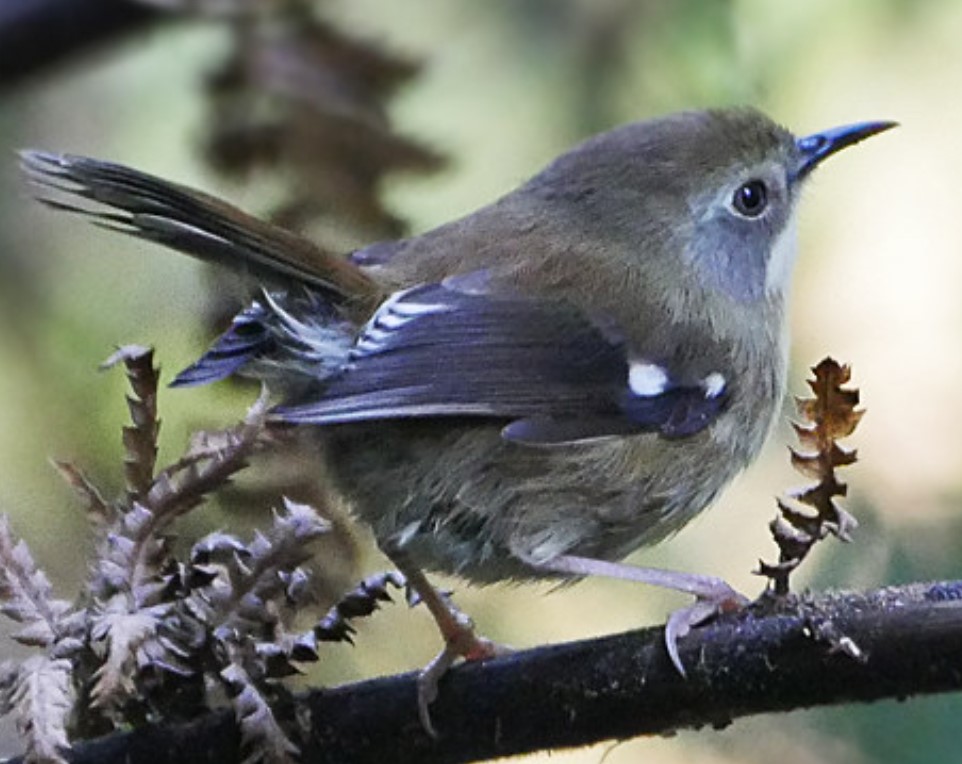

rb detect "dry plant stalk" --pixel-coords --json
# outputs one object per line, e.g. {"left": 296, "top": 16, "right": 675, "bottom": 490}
{"left": 132, "top": 0, "right": 445, "bottom": 242}
{"left": 0, "top": 347, "right": 408, "bottom": 764}
{"left": 759, "top": 358, "right": 863, "bottom": 596}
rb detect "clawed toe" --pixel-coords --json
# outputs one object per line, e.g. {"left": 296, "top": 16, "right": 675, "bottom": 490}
{"left": 664, "top": 580, "right": 748, "bottom": 676}
{"left": 417, "top": 629, "right": 511, "bottom": 737}
{"left": 380, "top": 546, "right": 512, "bottom": 736}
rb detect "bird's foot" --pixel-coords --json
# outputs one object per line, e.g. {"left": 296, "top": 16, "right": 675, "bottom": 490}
{"left": 380, "top": 542, "right": 512, "bottom": 737}
{"left": 662, "top": 575, "right": 747, "bottom": 675}
{"left": 531, "top": 554, "right": 748, "bottom": 676}
{"left": 417, "top": 608, "right": 512, "bottom": 737}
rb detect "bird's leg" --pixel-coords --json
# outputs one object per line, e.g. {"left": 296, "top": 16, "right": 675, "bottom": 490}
{"left": 531, "top": 554, "right": 748, "bottom": 675}
{"left": 381, "top": 543, "right": 510, "bottom": 737}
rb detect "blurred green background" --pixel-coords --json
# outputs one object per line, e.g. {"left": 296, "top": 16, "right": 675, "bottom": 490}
{"left": 2, "top": 0, "right": 962, "bottom": 761}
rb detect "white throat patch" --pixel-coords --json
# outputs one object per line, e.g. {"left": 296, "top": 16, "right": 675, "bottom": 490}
{"left": 766, "top": 213, "right": 799, "bottom": 295}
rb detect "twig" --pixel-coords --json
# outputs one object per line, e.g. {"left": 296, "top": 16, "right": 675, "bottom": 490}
{"left": 0, "top": 0, "right": 160, "bottom": 89}
{"left": 12, "top": 579, "right": 962, "bottom": 764}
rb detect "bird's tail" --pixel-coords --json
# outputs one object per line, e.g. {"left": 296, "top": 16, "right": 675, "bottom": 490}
{"left": 19, "top": 151, "right": 385, "bottom": 316}
{"left": 21, "top": 150, "right": 384, "bottom": 389}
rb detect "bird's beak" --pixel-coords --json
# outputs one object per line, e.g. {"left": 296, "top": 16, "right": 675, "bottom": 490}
{"left": 794, "top": 120, "right": 898, "bottom": 180}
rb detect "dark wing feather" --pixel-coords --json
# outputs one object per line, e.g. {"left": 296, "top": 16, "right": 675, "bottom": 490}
{"left": 274, "top": 278, "right": 729, "bottom": 444}
{"left": 171, "top": 303, "right": 274, "bottom": 387}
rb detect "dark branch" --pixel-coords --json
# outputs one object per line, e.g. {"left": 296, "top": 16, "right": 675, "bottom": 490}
{"left": 0, "top": 0, "right": 160, "bottom": 89}
{"left": 15, "top": 578, "right": 962, "bottom": 764}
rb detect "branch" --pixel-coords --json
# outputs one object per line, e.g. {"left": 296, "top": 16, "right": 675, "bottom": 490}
{"left": 0, "top": 0, "right": 159, "bottom": 89}
{"left": 10, "top": 578, "right": 962, "bottom": 764}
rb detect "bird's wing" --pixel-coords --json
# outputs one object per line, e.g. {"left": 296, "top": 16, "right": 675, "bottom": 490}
{"left": 274, "top": 274, "right": 729, "bottom": 445}
{"left": 348, "top": 239, "right": 408, "bottom": 268}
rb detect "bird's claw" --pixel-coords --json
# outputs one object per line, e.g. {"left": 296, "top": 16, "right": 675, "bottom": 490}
{"left": 664, "top": 579, "right": 748, "bottom": 676}
{"left": 417, "top": 622, "right": 511, "bottom": 738}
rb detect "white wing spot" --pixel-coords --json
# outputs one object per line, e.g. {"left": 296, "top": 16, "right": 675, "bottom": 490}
{"left": 628, "top": 362, "right": 669, "bottom": 397}
{"left": 702, "top": 372, "right": 726, "bottom": 398}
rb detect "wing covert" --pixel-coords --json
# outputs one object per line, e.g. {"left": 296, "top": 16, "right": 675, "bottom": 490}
{"left": 274, "top": 275, "right": 729, "bottom": 444}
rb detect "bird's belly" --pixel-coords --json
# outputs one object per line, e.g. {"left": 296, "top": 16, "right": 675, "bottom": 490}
{"left": 321, "top": 417, "right": 755, "bottom": 583}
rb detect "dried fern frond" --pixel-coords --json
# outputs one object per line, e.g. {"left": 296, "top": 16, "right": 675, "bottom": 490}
{"left": 0, "top": 517, "right": 84, "bottom": 761}
{"left": 128, "top": 0, "right": 444, "bottom": 242}
{"left": 315, "top": 571, "right": 406, "bottom": 645}
{"left": 0, "top": 343, "right": 403, "bottom": 759}
{"left": 11, "top": 655, "right": 73, "bottom": 764}
{"left": 191, "top": 504, "right": 322, "bottom": 624}
{"left": 101, "top": 345, "right": 161, "bottom": 501}
{"left": 759, "top": 358, "right": 863, "bottom": 595}
{"left": 222, "top": 664, "right": 299, "bottom": 764}
{"left": 50, "top": 460, "right": 115, "bottom": 529}
{"left": 139, "top": 386, "right": 270, "bottom": 534}
{"left": 89, "top": 601, "right": 165, "bottom": 712}
{"left": 200, "top": 13, "right": 444, "bottom": 240}
{"left": 84, "top": 377, "right": 271, "bottom": 608}
{"left": 0, "top": 517, "right": 75, "bottom": 649}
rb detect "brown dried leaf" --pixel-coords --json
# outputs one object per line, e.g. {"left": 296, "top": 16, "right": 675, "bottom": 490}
{"left": 795, "top": 359, "right": 864, "bottom": 443}
{"left": 99, "top": 344, "right": 153, "bottom": 372}
{"left": 85, "top": 390, "right": 267, "bottom": 603}
{"left": 835, "top": 509, "right": 860, "bottom": 542}
{"left": 772, "top": 499, "right": 817, "bottom": 536}
{"left": 787, "top": 448, "right": 823, "bottom": 482}
{"left": 760, "top": 358, "right": 863, "bottom": 595}
{"left": 88, "top": 502, "right": 169, "bottom": 601}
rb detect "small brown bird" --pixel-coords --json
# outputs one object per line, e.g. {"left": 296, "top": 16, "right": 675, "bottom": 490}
{"left": 22, "top": 107, "right": 893, "bottom": 732}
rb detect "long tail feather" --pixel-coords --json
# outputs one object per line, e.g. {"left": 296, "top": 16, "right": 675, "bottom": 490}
{"left": 20, "top": 150, "right": 383, "bottom": 312}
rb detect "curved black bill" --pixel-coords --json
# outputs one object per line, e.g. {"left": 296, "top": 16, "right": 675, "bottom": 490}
{"left": 794, "top": 120, "right": 897, "bottom": 180}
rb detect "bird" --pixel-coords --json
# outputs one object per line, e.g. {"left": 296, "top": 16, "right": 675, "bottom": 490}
{"left": 21, "top": 107, "right": 894, "bottom": 733}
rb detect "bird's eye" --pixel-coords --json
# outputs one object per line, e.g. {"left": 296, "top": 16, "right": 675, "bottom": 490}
{"left": 732, "top": 180, "right": 768, "bottom": 218}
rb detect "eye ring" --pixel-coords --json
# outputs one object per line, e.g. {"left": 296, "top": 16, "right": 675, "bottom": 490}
{"left": 732, "top": 179, "right": 768, "bottom": 218}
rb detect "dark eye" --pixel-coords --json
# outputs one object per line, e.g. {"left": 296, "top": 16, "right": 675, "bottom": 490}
{"left": 732, "top": 179, "right": 768, "bottom": 217}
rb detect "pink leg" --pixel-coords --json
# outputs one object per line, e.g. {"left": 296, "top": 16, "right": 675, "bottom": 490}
{"left": 531, "top": 554, "right": 748, "bottom": 675}
{"left": 385, "top": 548, "right": 511, "bottom": 737}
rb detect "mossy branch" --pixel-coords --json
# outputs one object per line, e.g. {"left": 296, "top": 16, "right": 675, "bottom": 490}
{"left": 6, "top": 580, "right": 962, "bottom": 764}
